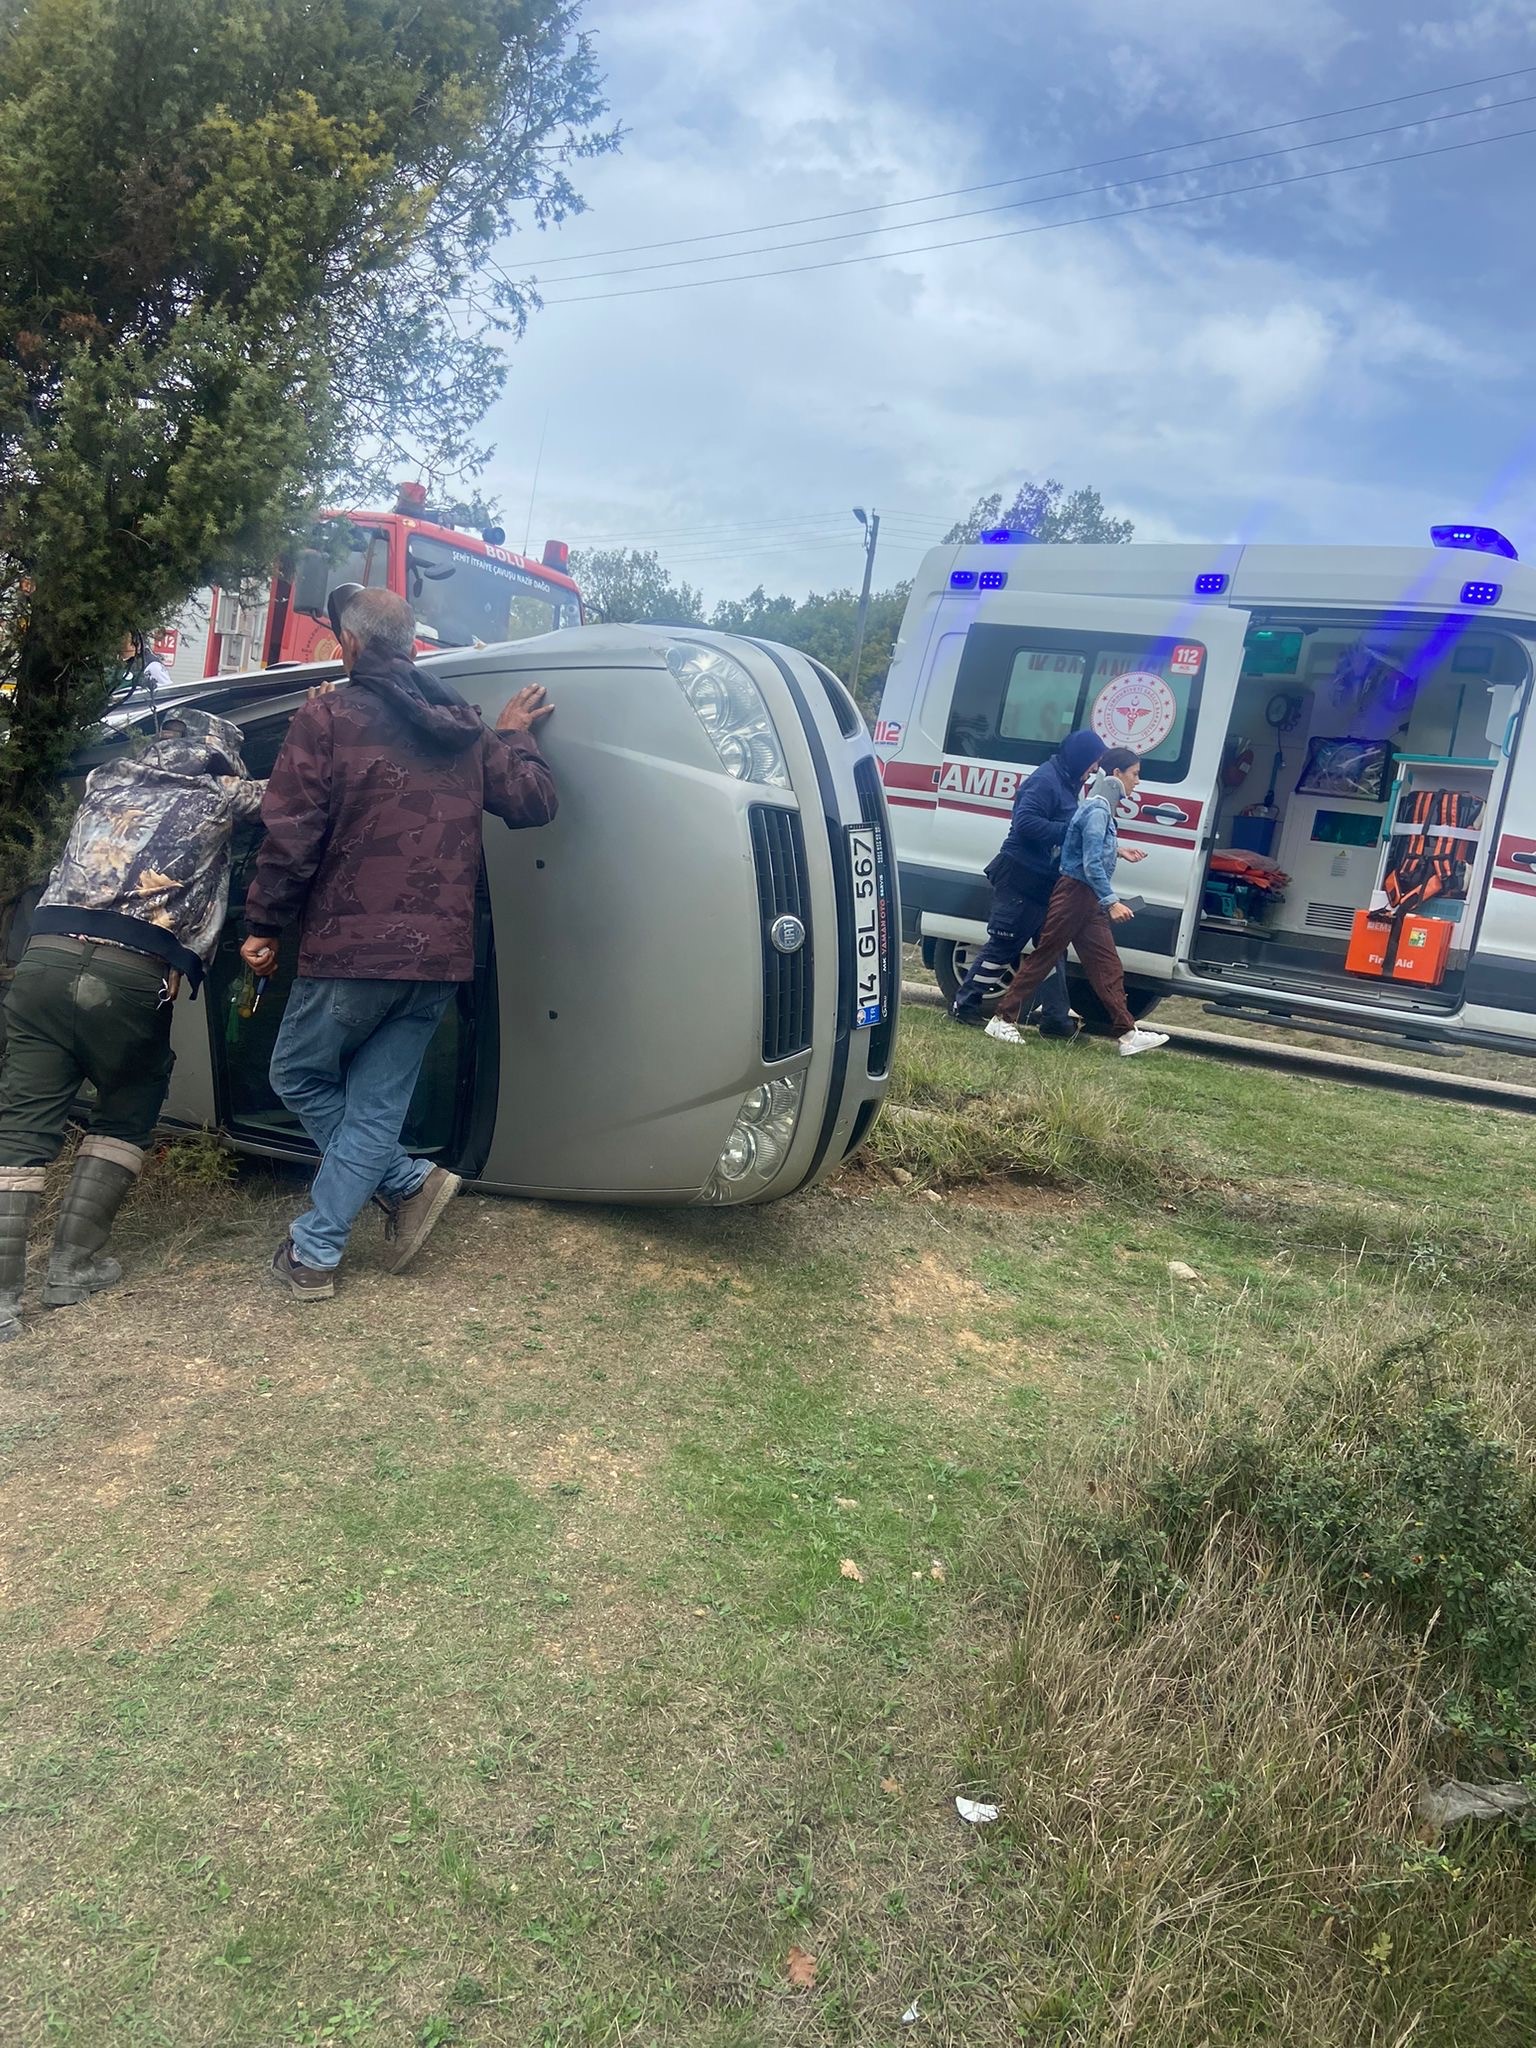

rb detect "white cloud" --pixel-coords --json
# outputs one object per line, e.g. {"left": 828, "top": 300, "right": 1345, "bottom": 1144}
{"left": 1404, "top": 1, "right": 1536, "bottom": 53}
{"left": 473, "top": 0, "right": 1523, "bottom": 602}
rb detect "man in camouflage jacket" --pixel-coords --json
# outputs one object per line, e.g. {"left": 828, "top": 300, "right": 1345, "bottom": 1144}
{"left": 240, "top": 588, "right": 556, "bottom": 1297}
{"left": 0, "top": 708, "right": 264, "bottom": 1340}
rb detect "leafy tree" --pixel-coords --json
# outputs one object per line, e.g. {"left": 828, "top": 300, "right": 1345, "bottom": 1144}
{"left": 708, "top": 585, "right": 910, "bottom": 715}
{"left": 945, "top": 478, "right": 1134, "bottom": 546}
{"left": 569, "top": 548, "right": 705, "bottom": 626}
{"left": 0, "top": 0, "right": 614, "bottom": 892}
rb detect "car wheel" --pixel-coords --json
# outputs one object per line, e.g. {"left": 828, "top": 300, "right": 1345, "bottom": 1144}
{"left": 932, "top": 939, "right": 1013, "bottom": 1011}
{"left": 933, "top": 941, "right": 1161, "bottom": 1028}
{"left": 1068, "top": 977, "right": 1164, "bottom": 1031}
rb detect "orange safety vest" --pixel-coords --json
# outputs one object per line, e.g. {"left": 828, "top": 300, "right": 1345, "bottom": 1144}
{"left": 1382, "top": 787, "right": 1483, "bottom": 917}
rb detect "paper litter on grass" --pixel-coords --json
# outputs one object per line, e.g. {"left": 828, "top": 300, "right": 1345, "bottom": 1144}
{"left": 955, "top": 1795, "right": 999, "bottom": 1825}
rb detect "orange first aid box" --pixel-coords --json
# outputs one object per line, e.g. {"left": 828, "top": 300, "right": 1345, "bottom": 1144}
{"left": 1391, "top": 915, "right": 1454, "bottom": 987}
{"left": 1345, "top": 910, "right": 1453, "bottom": 986}
{"left": 1346, "top": 912, "right": 1391, "bottom": 976}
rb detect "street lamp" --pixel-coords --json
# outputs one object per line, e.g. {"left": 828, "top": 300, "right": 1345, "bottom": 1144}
{"left": 848, "top": 505, "right": 880, "bottom": 702}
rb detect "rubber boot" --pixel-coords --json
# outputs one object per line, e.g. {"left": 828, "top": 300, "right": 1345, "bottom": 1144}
{"left": 42, "top": 1136, "right": 144, "bottom": 1310}
{"left": 0, "top": 1169, "right": 45, "bottom": 1341}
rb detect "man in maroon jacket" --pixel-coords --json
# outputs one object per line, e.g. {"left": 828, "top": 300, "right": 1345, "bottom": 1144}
{"left": 240, "top": 589, "right": 557, "bottom": 1297}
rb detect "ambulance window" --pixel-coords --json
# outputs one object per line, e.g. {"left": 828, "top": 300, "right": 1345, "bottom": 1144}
{"left": 998, "top": 649, "right": 1087, "bottom": 746}
{"left": 947, "top": 624, "right": 1205, "bottom": 779}
{"left": 1086, "top": 645, "right": 1204, "bottom": 773}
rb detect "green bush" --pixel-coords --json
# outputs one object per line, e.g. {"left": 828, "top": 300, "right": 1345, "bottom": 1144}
{"left": 149, "top": 1130, "right": 238, "bottom": 1192}
{"left": 1090, "top": 1338, "right": 1536, "bottom": 1774}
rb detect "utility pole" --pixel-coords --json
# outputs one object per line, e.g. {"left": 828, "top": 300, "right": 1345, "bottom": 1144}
{"left": 848, "top": 505, "right": 880, "bottom": 702}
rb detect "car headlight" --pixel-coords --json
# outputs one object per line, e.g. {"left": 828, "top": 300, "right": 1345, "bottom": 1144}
{"left": 697, "top": 1070, "right": 807, "bottom": 1203}
{"left": 668, "top": 643, "right": 790, "bottom": 790}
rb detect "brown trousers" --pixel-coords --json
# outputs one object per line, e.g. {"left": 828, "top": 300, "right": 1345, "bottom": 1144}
{"left": 992, "top": 876, "right": 1135, "bottom": 1034}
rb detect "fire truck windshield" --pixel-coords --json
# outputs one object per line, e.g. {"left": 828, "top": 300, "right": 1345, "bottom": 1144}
{"left": 407, "top": 534, "right": 576, "bottom": 649}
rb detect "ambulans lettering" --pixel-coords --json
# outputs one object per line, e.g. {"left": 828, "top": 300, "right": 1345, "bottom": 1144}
{"left": 937, "top": 762, "right": 1020, "bottom": 802}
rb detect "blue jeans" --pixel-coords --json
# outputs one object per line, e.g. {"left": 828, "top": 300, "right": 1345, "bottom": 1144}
{"left": 269, "top": 976, "right": 456, "bottom": 1270}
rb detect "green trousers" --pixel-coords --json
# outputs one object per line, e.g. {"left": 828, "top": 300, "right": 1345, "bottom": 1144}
{"left": 0, "top": 938, "right": 176, "bottom": 1167}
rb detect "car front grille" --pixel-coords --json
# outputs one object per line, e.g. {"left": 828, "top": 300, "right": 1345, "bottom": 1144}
{"left": 750, "top": 804, "right": 813, "bottom": 1062}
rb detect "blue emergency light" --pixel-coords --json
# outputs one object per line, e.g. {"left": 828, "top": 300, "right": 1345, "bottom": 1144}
{"left": 950, "top": 570, "right": 978, "bottom": 589}
{"left": 1460, "top": 580, "right": 1502, "bottom": 606}
{"left": 1431, "top": 524, "right": 1518, "bottom": 560}
{"left": 979, "top": 527, "right": 1015, "bottom": 543}
{"left": 978, "top": 570, "right": 1008, "bottom": 590}
{"left": 1194, "top": 572, "right": 1229, "bottom": 595}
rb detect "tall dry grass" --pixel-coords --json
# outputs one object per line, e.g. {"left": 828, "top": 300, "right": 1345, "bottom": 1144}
{"left": 867, "top": 1032, "right": 1182, "bottom": 1196}
{"left": 967, "top": 1289, "right": 1536, "bottom": 2046}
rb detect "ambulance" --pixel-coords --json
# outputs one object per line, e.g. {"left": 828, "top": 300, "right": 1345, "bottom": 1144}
{"left": 875, "top": 526, "right": 1536, "bottom": 1052}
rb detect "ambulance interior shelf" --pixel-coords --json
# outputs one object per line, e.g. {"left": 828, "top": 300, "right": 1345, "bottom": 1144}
{"left": 1190, "top": 614, "right": 1522, "bottom": 999}
{"left": 1369, "top": 755, "right": 1493, "bottom": 927}
{"left": 1345, "top": 755, "right": 1492, "bottom": 988}
{"left": 1201, "top": 849, "right": 1289, "bottom": 933}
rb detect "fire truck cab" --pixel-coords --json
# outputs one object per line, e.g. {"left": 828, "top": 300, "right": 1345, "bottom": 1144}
{"left": 160, "top": 483, "right": 582, "bottom": 682}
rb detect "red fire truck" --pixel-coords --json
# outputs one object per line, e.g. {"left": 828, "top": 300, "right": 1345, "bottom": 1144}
{"left": 163, "top": 483, "right": 583, "bottom": 682}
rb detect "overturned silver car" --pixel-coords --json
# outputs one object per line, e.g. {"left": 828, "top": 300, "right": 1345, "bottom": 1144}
{"left": 53, "top": 627, "right": 898, "bottom": 1204}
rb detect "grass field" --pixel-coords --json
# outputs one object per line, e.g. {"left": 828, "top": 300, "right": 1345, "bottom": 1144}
{"left": 2, "top": 1009, "right": 1534, "bottom": 2046}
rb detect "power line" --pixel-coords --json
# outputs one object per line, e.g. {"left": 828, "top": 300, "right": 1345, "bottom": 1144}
{"left": 570, "top": 513, "right": 877, "bottom": 543}
{"left": 530, "top": 64, "right": 1535, "bottom": 267}
{"left": 641, "top": 527, "right": 942, "bottom": 562}
{"left": 568, "top": 512, "right": 943, "bottom": 545}
{"left": 542, "top": 122, "right": 1536, "bottom": 307}
{"left": 660, "top": 533, "right": 943, "bottom": 568}
{"left": 542, "top": 92, "right": 1536, "bottom": 284}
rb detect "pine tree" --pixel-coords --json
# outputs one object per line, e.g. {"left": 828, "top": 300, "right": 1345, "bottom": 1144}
{"left": 0, "top": 0, "right": 613, "bottom": 890}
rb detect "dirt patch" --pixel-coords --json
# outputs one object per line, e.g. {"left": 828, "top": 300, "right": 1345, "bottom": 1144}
{"left": 833, "top": 1154, "right": 1081, "bottom": 1216}
{"left": 521, "top": 1427, "right": 656, "bottom": 1504}
{"left": 875, "top": 1249, "right": 992, "bottom": 1329}
{"left": 50, "top": 1599, "right": 113, "bottom": 1649}
{"left": 943, "top": 1178, "right": 1079, "bottom": 1214}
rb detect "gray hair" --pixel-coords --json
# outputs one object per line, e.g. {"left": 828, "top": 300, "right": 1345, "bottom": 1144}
{"left": 339, "top": 587, "right": 416, "bottom": 656}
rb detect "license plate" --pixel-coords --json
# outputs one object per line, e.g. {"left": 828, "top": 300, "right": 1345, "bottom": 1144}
{"left": 848, "top": 824, "right": 887, "bottom": 1028}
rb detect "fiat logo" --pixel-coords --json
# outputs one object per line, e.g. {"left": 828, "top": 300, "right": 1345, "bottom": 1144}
{"left": 769, "top": 914, "right": 806, "bottom": 954}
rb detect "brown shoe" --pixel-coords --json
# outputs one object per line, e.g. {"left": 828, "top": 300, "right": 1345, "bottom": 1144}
{"left": 269, "top": 1239, "right": 336, "bottom": 1301}
{"left": 378, "top": 1167, "right": 463, "bottom": 1274}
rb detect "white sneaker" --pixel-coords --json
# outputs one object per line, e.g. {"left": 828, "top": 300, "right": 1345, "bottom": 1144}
{"left": 985, "top": 1016, "right": 1026, "bottom": 1046}
{"left": 1119, "top": 1026, "right": 1170, "bottom": 1057}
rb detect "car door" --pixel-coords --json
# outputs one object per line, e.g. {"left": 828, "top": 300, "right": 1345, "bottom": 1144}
{"left": 186, "top": 686, "right": 501, "bottom": 1178}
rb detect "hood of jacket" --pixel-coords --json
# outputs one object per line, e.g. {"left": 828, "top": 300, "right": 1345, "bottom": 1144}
{"left": 1055, "top": 728, "right": 1106, "bottom": 786}
{"left": 143, "top": 706, "right": 250, "bottom": 780}
{"left": 349, "top": 647, "right": 483, "bottom": 755}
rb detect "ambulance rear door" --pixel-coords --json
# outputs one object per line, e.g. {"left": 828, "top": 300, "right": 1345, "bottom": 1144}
{"left": 928, "top": 590, "right": 1250, "bottom": 980}
{"left": 1465, "top": 638, "right": 1536, "bottom": 1037}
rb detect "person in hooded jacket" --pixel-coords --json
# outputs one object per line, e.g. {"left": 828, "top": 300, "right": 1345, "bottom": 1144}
{"left": 949, "top": 728, "right": 1105, "bottom": 1031}
{"left": 0, "top": 707, "right": 265, "bottom": 1339}
{"left": 240, "top": 587, "right": 557, "bottom": 1296}
{"left": 984, "top": 748, "right": 1170, "bottom": 1059}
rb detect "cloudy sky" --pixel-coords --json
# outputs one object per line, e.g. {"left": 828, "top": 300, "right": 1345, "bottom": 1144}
{"left": 476, "top": 0, "right": 1536, "bottom": 606}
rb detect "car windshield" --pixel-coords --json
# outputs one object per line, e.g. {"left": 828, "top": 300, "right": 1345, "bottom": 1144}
{"left": 407, "top": 535, "right": 577, "bottom": 648}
